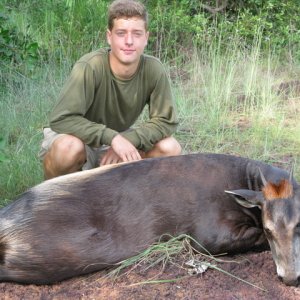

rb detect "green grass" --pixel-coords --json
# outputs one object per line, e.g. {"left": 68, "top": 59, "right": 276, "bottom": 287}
{"left": 173, "top": 40, "right": 300, "bottom": 173}
{"left": 0, "top": 62, "right": 70, "bottom": 201}
{"left": 1, "top": 36, "right": 300, "bottom": 203}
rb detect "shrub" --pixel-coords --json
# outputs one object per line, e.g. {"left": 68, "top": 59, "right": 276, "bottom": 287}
{"left": 0, "top": 9, "right": 41, "bottom": 74}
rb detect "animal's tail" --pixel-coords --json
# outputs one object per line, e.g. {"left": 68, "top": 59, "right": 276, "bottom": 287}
{"left": 0, "top": 239, "right": 6, "bottom": 265}
{"left": 0, "top": 239, "right": 9, "bottom": 282}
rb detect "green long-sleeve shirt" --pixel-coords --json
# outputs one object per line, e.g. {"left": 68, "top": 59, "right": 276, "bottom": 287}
{"left": 49, "top": 49, "right": 178, "bottom": 152}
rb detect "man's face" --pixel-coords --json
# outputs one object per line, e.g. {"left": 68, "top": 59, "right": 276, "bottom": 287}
{"left": 107, "top": 17, "right": 149, "bottom": 67}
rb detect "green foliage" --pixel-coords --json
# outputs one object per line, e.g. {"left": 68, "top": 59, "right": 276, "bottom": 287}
{"left": 147, "top": 0, "right": 195, "bottom": 61}
{"left": 2, "top": 0, "right": 300, "bottom": 66}
{"left": 1, "top": 37, "right": 299, "bottom": 203}
{"left": 0, "top": 8, "right": 41, "bottom": 74}
{"left": 1, "top": 0, "right": 299, "bottom": 203}
{"left": 6, "top": 0, "right": 108, "bottom": 61}
{"left": 0, "top": 63, "right": 63, "bottom": 202}
{"left": 222, "top": 0, "right": 300, "bottom": 55}
{"left": 0, "top": 137, "right": 9, "bottom": 163}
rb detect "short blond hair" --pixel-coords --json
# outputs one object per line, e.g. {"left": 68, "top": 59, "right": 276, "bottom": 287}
{"left": 108, "top": 0, "right": 148, "bottom": 30}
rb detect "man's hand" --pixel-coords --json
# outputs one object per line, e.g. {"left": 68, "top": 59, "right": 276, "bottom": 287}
{"left": 100, "top": 134, "right": 142, "bottom": 166}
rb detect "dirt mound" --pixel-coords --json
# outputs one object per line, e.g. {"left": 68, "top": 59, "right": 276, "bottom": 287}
{"left": 1, "top": 251, "right": 300, "bottom": 299}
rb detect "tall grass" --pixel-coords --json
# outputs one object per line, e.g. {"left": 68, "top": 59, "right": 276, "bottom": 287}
{"left": 1, "top": 31, "right": 300, "bottom": 204}
{"left": 0, "top": 62, "right": 71, "bottom": 202}
{"left": 4, "top": 0, "right": 109, "bottom": 62}
{"left": 174, "top": 34, "right": 300, "bottom": 170}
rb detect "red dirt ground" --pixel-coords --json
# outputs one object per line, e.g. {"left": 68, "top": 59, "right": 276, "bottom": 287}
{"left": 1, "top": 250, "right": 300, "bottom": 300}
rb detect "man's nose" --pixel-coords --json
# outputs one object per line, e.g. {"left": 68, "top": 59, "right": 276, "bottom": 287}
{"left": 125, "top": 33, "right": 133, "bottom": 45}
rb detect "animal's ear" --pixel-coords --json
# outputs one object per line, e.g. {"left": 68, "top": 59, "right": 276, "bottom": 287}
{"left": 225, "top": 189, "right": 265, "bottom": 209}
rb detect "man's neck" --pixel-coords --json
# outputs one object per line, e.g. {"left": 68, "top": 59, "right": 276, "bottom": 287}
{"left": 109, "top": 52, "right": 140, "bottom": 79}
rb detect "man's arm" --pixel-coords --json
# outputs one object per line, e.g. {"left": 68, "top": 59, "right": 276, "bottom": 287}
{"left": 121, "top": 59, "right": 179, "bottom": 152}
{"left": 49, "top": 62, "right": 119, "bottom": 147}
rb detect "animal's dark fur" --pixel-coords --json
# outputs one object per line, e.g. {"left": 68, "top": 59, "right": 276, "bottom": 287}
{"left": 0, "top": 153, "right": 298, "bottom": 284}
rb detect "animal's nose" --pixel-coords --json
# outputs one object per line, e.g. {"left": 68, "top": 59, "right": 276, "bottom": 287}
{"left": 279, "top": 275, "right": 300, "bottom": 286}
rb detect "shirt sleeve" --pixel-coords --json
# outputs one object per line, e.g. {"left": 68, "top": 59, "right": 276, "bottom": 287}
{"left": 49, "top": 62, "right": 118, "bottom": 147}
{"left": 121, "top": 62, "right": 179, "bottom": 152}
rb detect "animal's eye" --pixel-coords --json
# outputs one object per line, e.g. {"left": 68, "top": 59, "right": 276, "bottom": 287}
{"left": 264, "top": 228, "right": 272, "bottom": 238}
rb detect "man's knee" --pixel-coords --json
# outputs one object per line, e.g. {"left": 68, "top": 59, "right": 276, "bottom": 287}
{"left": 158, "top": 137, "right": 182, "bottom": 156}
{"left": 51, "top": 135, "right": 86, "bottom": 160}
{"left": 44, "top": 135, "right": 86, "bottom": 178}
{"left": 147, "top": 137, "right": 181, "bottom": 158}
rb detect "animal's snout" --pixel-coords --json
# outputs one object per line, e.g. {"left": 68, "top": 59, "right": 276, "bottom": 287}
{"left": 279, "top": 275, "right": 300, "bottom": 287}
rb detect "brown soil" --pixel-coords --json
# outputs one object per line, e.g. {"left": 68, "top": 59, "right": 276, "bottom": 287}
{"left": 1, "top": 250, "right": 300, "bottom": 300}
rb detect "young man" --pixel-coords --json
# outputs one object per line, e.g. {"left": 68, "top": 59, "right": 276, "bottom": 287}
{"left": 39, "top": 0, "right": 181, "bottom": 179}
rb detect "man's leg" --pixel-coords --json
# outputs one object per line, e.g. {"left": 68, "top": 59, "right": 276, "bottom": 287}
{"left": 43, "top": 135, "right": 86, "bottom": 179}
{"left": 41, "top": 132, "right": 181, "bottom": 179}
{"left": 144, "top": 136, "right": 182, "bottom": 159}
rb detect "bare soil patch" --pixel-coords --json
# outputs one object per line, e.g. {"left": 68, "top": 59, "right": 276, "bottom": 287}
{"left": 1, "top": 250, "right": 300, "bottom": 299}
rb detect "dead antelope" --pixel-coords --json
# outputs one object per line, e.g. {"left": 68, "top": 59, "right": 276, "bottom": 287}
{"left": 0, "top": 153, "right": 299, "bottom": 285}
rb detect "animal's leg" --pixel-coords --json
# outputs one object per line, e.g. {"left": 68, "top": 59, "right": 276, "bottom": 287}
{"left": 191, "top": 220, "right": 268, "bottom": 255}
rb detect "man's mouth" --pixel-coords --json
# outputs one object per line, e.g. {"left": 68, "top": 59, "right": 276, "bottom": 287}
{"left": 122, "top": 49, "right": 135, "bottom": 55}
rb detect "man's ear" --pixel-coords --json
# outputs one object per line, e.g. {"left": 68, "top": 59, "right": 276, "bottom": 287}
{"left": 107, "top": 29, "right": 112, "bottom": 45}
{"left": 225, "top": 189, "right": 265, "bottom": 209}
{"left": 145, "top": 31, "right": 149, "bottom": 44}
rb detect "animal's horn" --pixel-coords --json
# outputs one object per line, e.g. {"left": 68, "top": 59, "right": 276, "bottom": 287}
{"left": 258, "top": 168, "right": 267, "bottom": 186}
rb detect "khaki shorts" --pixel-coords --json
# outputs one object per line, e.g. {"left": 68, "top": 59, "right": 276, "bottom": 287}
{"left": 39, "top": 128, "right": 109, "bottom": 170}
